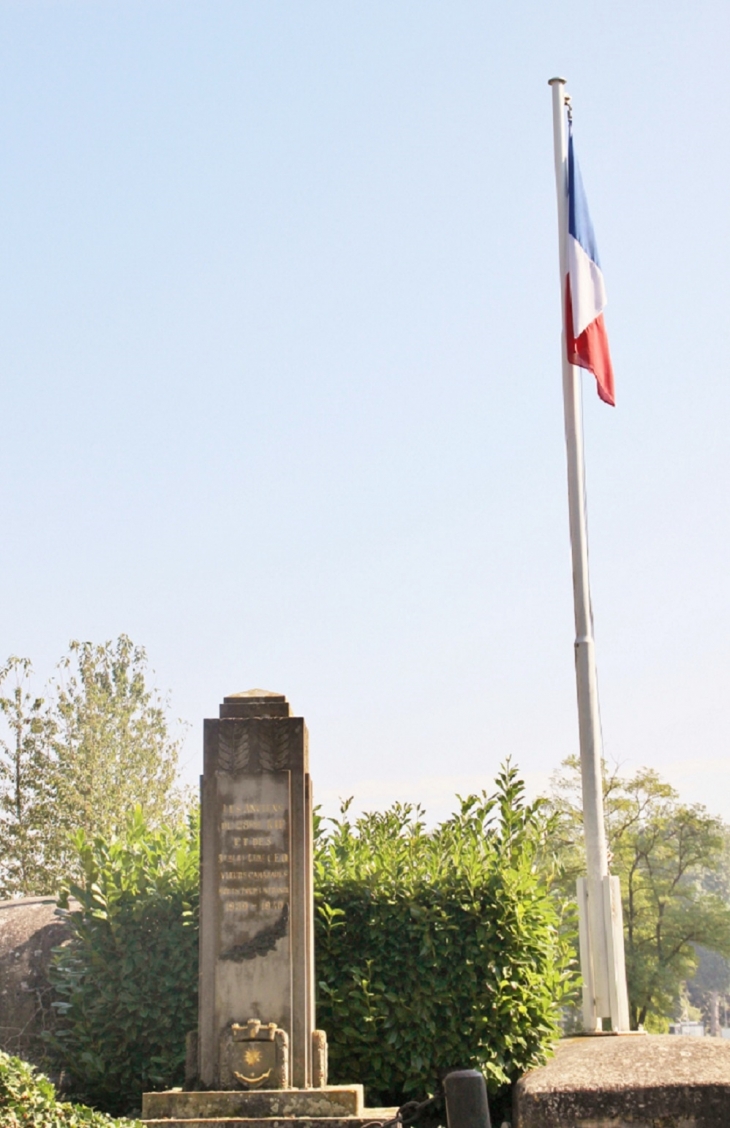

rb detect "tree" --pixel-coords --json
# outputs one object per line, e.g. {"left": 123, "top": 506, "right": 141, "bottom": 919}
{"left": 52, "top": 636, "right": 184, "bottom": 848}
{"left": 545, "top": 758, "right": 730, "bottom": 1029}
{"left": 0, "top": 636, "right": 185, "bottom": 896}
{"left": 0, "top": 658, "right": 57, "bottom": 897}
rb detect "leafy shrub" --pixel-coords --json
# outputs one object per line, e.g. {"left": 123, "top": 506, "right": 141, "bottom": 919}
{"left": 47, "top": 808, "right": 198, "bottom": 1115}
{"left": 315, "top": 764, "right": 574, "bottom": 1105}
{"left": 0, "top": 1050, "right": 139, "bottom": 1127}
{"left": 47, "top": 767, "right": 573, "bottom": 1113}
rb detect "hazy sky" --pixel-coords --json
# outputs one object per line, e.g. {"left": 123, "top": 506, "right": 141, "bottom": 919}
{"left": 1, "top": 2, "right": 729, "bottom": 823}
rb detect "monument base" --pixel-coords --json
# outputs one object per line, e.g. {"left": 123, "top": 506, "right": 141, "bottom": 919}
{"left": 143, "top": 1119, "right": 397, "bottom": 1128}
{"left": 141, "top": 1085, "right": 396, "bottom": 1128}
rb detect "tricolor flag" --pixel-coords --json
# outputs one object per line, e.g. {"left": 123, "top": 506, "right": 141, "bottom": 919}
{"left": 565, "top": 127, "right": 615, "bottom": 406}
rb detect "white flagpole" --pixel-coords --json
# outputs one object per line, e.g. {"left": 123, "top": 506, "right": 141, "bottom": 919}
{"left": 548, "top": 77, "right": 629, "bottom": 1032}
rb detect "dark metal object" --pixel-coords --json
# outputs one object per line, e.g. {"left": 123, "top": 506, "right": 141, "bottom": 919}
{"left": 443, "top": 1070, "right": 491, "bottom": 1128}
{"left": 362, "top": 1094, "right": 441, "bottom": 1128}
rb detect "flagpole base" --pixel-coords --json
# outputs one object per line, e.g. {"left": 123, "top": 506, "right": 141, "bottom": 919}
{"left": 577, "top": 875, "right": 631, "bottom": 1032}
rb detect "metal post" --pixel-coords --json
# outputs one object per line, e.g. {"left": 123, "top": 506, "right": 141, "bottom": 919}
{"left": 443, "top": 1070, "right": 491, "bottom": 1128}
{"left": 548, "top": 76, "right": 627, "bottom": 1030}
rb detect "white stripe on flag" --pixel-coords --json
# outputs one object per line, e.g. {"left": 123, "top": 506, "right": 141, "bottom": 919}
{"left": 568, "top": 234, "right": 607, "bottom": 337}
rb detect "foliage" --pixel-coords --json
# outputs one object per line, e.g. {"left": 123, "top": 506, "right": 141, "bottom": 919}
{"left": 46, "top": 766, "right": 572, "bottom": 1115}
{"left": 0, "top": 658, "right": 58, "bottom": 897}
{"left": 52, "top": 637, "right": 185, "bottom": 849}
{"left": 46, "top": 808, "right": 199, "bottom": 1115}
{"left": 0, "top": 636, "right": 185, "bottom": 896}
{"left": 0, "top": 1050, "right": 139, "bottom": 1128}
{"left": 546, "top": 757, "right": 730, "bottom": 1028}
{"left": 314, "top": 764, "right": 576, "bottom": 1106}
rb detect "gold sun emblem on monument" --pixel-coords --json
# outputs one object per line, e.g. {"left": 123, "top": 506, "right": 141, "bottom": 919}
{"left": 244, "top": 1048, "right": 262, "bottom": 1066}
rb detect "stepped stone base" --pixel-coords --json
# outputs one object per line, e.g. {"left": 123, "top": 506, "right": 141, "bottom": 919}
{"left": 143, "top": 1119, "right": 396, "bottom": 1128}
{"left": 141, "top": 1086, "right": 396, "bottom": 1128}
{"left": 514, "top": 1034, "right": 730, "bottom": 1128}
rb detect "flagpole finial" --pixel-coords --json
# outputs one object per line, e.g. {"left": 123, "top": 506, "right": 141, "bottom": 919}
{"left": 548, "top": 76, "right": 567, "bottom": 85}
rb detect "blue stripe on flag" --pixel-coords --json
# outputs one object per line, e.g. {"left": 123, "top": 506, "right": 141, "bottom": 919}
{"left": 568, "top": 130, "right": 601, "bottom": 268}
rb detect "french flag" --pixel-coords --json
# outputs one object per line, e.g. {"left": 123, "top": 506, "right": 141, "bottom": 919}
{"left": 566, "top": 128, "right": 615, "bottom": 406}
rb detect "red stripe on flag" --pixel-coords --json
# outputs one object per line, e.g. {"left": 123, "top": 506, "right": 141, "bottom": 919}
{"left": 565, "top": 276, "right": 615, "bottom": 407}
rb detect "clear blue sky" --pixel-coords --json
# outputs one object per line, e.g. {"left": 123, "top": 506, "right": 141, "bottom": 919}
{"left": 1, "top": 2, "right": 729, "bottom": 822}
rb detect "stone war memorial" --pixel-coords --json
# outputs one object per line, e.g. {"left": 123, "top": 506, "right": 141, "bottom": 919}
{"left": 142, "top": 690, "right": 391, "bottom": 1128}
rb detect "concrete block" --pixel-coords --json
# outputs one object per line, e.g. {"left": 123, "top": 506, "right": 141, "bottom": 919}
{"left": 515, "top": 1034, "right": 730, "bottom": 1128}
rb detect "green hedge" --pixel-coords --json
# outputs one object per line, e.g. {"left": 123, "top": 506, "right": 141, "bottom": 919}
{"left": 48, "top": 809, "right": 199, "bottom": 1115}
{"left": 0, "top": 1051, "right": 139, "bottom": 1127}
{"left": 315, "top": 765, "right": 574, "bottom": 1105}
{"left": 48, "top": 767, "right": 574, "bottom": 1113}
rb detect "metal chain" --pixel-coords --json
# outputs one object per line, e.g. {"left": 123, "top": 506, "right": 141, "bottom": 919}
{"left": 362, "top": 1093, "right": 443, "bottom": 1128}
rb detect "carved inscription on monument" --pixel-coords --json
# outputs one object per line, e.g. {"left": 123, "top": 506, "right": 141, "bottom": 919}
{"left": 216, "top": 772, "right": 291, "bottom": 963}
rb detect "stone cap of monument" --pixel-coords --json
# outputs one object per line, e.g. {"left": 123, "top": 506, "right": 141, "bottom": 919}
{"left": 219, "top": 690, "right": 291, "bottom": 719}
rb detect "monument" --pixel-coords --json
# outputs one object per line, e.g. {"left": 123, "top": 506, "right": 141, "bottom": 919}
{"left": 143, "top": 691, "right": 388, "bottom": 1128}
{"left": 198, "top": 689, "right": 318, "bottom": 1090}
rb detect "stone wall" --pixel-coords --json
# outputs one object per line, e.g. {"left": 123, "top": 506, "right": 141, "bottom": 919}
{"left": 0, "top": 897, "right": 70, "bottom": 1071}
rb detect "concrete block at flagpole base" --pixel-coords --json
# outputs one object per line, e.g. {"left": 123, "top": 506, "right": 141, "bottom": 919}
{"left": 576, "top": 878, "right": 598, "bottom": 1031}
{"left": 603, "top": 874, "right": 630, "bottom": 1031}
{"left": 514, "top": 1035, "right": 730, "bottom": 1127}
{"left": 577, "top": 874, "right": 630, "bottom": 1030}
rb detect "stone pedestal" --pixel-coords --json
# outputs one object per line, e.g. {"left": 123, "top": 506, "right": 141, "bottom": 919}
{"left": 198, "top": 691, "right": 316, "bottom": 1090}
{"left": 141, "top": 1086, "right": 398, "bottom": 1128}
{"left": 143, "top": 1086, "right": 365, "bottom": 1121}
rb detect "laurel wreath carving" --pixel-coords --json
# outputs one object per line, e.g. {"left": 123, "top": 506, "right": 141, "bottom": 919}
{"left": 220, "top": 903, "right": 289, "bottom": 962}
{"left": 258, "top": 724, "right": 291, "bottom": 772}
{"left": 217, "top": 724, "right": 251, "bottom": 773}
{"left": 217, "top": 721, "right": 301, "bottom": 773}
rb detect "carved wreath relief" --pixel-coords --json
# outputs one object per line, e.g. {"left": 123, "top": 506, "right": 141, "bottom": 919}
{"left": 217, "top": 721, "right": 300, "bottom": 774}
